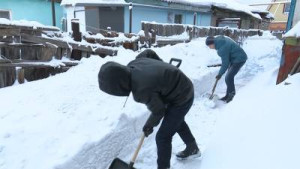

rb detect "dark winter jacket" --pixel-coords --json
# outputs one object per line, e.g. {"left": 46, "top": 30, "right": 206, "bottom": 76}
{"left": 215, "top": 36, "right": 247, "bottom": 76}
{"left": 98, "top": 49, "right": 194, "bottom": 128}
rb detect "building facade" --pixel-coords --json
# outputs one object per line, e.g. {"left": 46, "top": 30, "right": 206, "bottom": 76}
{"left": 267, "top": 0, "right": 291, "bottom": 31}
{"left": 62, "top": 0, "right": 212, "bottom": 34}
{"left": 0, "top": 0, "right": 63, "bottom": 28}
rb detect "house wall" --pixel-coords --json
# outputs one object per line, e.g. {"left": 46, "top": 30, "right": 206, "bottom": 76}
{"left": 268, "top": 0, "right": 289, "bottom": 22}
{"left": 0, "top": 0, "right": 63, "bottom": 28}
{"left": 124, "top": 5, "right": 211, "bottom": 33}
{"left": 211, "top": 8, "right": 261, "bottom": 29}
{"left": 64, "top": 6, "right": 86, "bottom": 32}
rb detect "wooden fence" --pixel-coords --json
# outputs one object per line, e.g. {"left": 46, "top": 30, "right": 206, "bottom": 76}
{"left": 0, "top": 20, "right": 131, "bottom": 88}
{"left": 141, "top": 22, "right": 263, "bottom": 46}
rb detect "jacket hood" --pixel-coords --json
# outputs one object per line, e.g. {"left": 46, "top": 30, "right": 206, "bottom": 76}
{"left": 98, "top": 61, "right": 131, "bottom": 96}
{"left": 136, "top": 49, "right": 162, "bottom": 61}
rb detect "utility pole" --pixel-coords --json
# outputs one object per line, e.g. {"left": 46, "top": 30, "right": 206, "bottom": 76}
{"left": 51, "top": 0, "right": 56, "bottom": 26}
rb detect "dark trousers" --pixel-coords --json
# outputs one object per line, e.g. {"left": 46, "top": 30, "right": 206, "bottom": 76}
{"left": 156, "top": 97, "right": 196, "bottom": 168}
{"left": 225, "top": 61, "right": 245, "bottom": 96}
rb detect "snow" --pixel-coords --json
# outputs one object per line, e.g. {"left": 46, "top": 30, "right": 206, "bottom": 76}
{"left": 61, "top": 0, "right": 127, "bottom": 6}
{"left": 284, "top": 21, "right": 300, "bottom": 38}
{"left": 60, "top": 0, "right": 265, "bottom": 20}
{"left": 163, "top": 0, "right": 262, "bottom": 19}
{"left": 0, "top": 18, "right": 59, "bottom": 31}
{"left": 1, "top": 33, "right": 297, "bottom": 169}
{"left": 156, "top": 32, "right": 190, "bottom": 41}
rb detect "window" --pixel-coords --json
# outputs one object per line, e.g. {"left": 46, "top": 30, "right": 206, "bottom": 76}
{"left": 174, "top": 14, "right": 182, "bottom": 24}
{"left": 0, "top": 10, "right": 11, "bottom": 20}
{"left": 283, "top": 3, "right": 291, "bottom": 14}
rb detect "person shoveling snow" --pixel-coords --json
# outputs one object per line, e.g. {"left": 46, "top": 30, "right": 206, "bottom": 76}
{"left": 206, "top": 35, "right": 247, "bottom": 103}
{"left": 98, "top": 49, "right": 200, "bottom": 169}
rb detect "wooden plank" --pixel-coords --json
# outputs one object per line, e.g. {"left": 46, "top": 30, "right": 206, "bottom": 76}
{"left": 0, "top": 23, "right": 60, "bottom": 32}
{"left": 21, "top": 34, "right": 118, "bottom": 56}
{"left": 156, "top": 39, "right": 190, "bottom": 46}
{"left": 0, "top": 62, "right": 77, "bottom": 68}
{"left": 10, "top": 59, "right": 79, "bottom": 66}
{"left": 0, "top": 42, "right": 44, "bottom": 48}
{"left": 0, "top": 28, "right": 21, "bottom": 36}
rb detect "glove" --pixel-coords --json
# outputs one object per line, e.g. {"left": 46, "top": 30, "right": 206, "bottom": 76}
{"left": 216, "top": 75, "right": 222, "bottom": 80}
{"left": 143, "top": 125, "right": 153, "bottom": 137}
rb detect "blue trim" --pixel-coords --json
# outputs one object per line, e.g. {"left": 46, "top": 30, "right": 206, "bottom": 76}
{"left": 286, "top": 0, "right": 296, "bottom": 31}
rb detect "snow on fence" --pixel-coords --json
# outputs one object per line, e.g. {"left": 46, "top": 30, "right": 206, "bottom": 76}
{"left": 141, "top": 22, "right": 263, "bottom": 46}
{"left": 0, "top": 19, "right": 125, "bottom": 88}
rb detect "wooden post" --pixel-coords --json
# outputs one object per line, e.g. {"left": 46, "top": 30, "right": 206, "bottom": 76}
{"left": 71, "top": 19, "right": 82, "bottom": 60}
{"left": 129, "top": 3, "right": 133, "bottom": 33}
{"left": 51, "top": 0, "right": 56, "bottom": 26}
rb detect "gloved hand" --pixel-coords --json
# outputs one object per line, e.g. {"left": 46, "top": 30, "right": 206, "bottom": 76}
{"left": 216, "top": 75, "right": 222, "bottom": 80}
{"left": 143, "top": 125, "right": 153, "bottom": 137}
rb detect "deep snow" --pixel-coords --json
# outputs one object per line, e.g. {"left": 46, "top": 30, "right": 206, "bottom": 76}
{"left": 1, "top": 33, "right": 298, "bottom": 169}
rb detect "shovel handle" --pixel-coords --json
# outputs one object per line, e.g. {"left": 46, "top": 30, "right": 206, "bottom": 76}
{"left": 169, "top": 58, "right": 182, "bottom": 68}
{"left": 209, "top": 79, "right": 219, "bottom": 100}
{"left": 129, "top": 134, "right": 145, "bottom": 168}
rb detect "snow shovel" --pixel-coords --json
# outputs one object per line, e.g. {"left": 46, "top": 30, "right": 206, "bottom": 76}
{"left": 209, "top": 79, "right": 219, "bottom": 100}
{"left": 108, "top": 134, "right": 145, "bottom": 169}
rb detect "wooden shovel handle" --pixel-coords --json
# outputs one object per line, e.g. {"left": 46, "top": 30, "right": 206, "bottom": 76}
{"left": 129, "top": 134, "right": 145, "bottom": 166}
{"left": 209, "top": 79, "right": 219, "bottom": 100}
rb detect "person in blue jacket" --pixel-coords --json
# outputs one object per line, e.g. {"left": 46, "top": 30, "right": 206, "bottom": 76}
{"left": 206, "top": 36, "right": 247, "bottom": 103}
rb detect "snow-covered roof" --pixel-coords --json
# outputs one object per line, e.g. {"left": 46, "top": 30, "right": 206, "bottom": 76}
{"left": 61, "top": 0, "right": 126, "bottom": 6}
{"left": 61, "top": 0, "right": 265, "bottom": 20}
{"left": 284, "top": 21, "right": 300, "bottom": 38}
{"left": 163, "top": 0, "right": 262, "bottom": 19}
{"left": 0, "top": 18, "right": 60, "bottom": 31}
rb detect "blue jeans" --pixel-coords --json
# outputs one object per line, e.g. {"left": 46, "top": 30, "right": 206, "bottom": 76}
{"left": 225, "top": 61, "right": 246, "bottom": 97}
{"left": 156, "top": 97, "right": 196, "bottom": 168}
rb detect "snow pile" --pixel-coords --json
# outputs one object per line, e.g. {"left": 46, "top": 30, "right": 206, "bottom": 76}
{"left": 284, "top": 21, "right": 300, "bottom": 38}
{"left": 163, "top": 0, "right": 262, "bottom": 19}
{"left": 0, "top": 34, "right": 286, "bottom": 169}
{"left": 0, "top": 18, "right": 59, "bottom": 31}
{"left": 201, "top": 72, "right": 300, "bottom": 169}
{"left": 156, "top": 32, "right": 190, "bottom": 41}
{"left": 61, "top": 0, "right": 126, "bottom": 6}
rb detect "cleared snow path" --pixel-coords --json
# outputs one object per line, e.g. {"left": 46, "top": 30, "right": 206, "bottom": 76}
{"left": 0, "top": 34, "right": 282, "bottom": 169}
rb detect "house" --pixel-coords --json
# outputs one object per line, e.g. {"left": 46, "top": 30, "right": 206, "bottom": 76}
{"left": 250, "top": 0, "right": 291, "bottom": 32}
{"left": 61, "top": 0, "right": 270, "bottom": 34}
{"left": 0, "top": 0, "right": 64, "bottom": 28}
{"left": 268, "top": 0, "right": 291, "bottom": 31}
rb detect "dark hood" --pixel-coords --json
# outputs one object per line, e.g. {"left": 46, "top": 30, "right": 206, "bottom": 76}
{"left": 136, "top": 49, "right": 162, "bottom": 61}
{"left": 98, "top": 61, "right": 131, "bottom": 96}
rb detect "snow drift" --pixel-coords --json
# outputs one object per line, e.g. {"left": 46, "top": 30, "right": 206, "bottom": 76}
{"left": 1, "top": 33, "right": 297, "bottom": 169}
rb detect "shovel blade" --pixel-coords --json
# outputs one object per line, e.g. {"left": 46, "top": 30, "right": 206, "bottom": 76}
{"left": 108, "top": 158, "right": 136, "bottom": 169}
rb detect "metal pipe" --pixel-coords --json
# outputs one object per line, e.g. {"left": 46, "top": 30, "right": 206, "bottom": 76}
{"left": 51, "top": 0, "right": 56, "bottom": 26}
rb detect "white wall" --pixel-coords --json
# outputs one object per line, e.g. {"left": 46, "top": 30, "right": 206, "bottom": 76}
{"left": 64, "top": 6, "right": 86, "bottom": 32}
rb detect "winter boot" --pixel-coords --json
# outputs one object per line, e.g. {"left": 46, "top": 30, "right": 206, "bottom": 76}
{"left": 176, "top": 141, "right": 201, "bottom": 160}
{"left": 226, "top": 92, "right": 235, "bottom": 103}
{"left": 219, "top": 95, "right": 228, "bottom": 101}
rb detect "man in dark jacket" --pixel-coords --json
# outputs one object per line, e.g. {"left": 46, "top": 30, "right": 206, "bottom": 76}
{"left": 206, "top": 36, "right": 247, "bottom": 103}
{"left": 98, "top": 49, "right": 200, "bottom": 169}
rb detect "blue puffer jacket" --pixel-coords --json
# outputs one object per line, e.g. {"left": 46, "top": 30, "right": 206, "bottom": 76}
{"left": 214, "top": 36, "right": 247, "bottom": 76}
